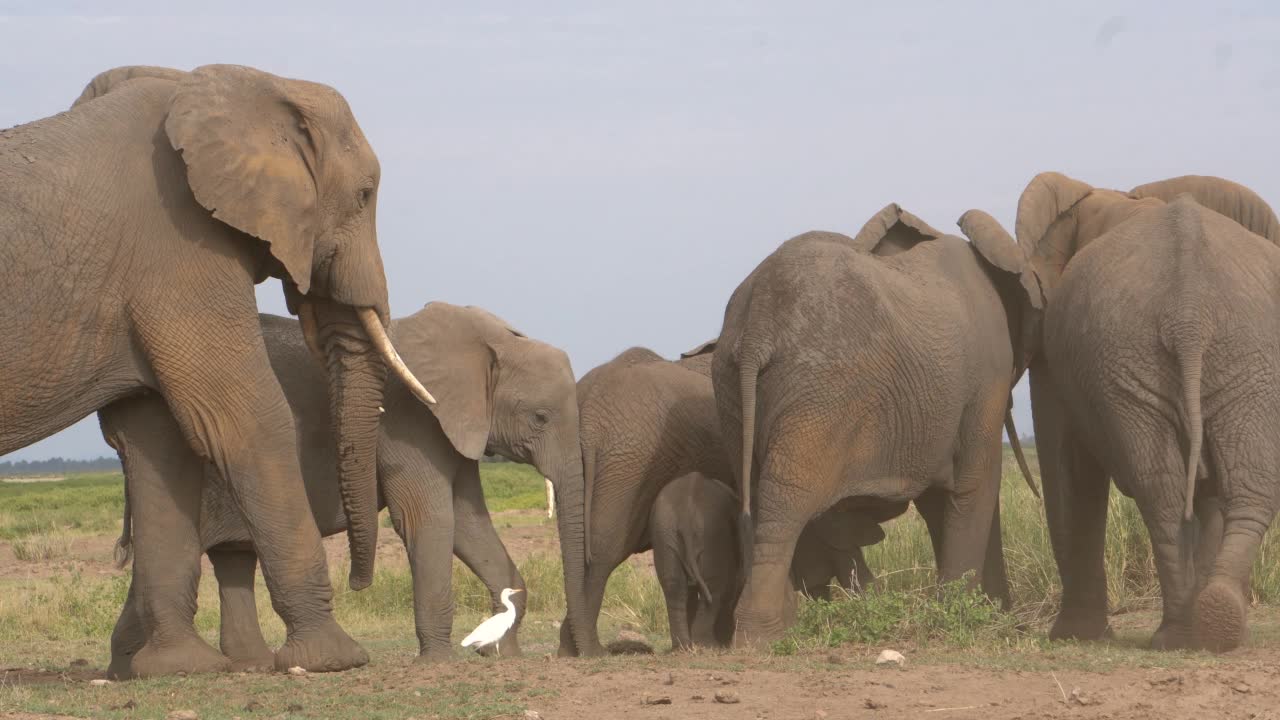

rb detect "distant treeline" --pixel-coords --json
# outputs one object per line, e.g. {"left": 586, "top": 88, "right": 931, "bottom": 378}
{"left": 1004, "top": 436, "right": 1036, "bottom": 449}
{"left": 0, "top": 456, "right": 122, "bottom": 477}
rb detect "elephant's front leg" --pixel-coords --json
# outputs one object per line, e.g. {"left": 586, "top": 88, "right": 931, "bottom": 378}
{"left": 101, "top": 395, "right": 230, "bottom": 680}
{"left": 208, "top": 546, "right": 274, "bottom": 671}
{"left": 452, "top": 462, "right": 526, "bottom": 658}
{"left": 380, "top": 437, "right": 457, "bottom": 662}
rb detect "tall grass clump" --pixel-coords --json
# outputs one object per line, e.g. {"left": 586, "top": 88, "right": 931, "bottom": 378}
{"left": 772, "top": 580, "right": 1020, "bottom": 655}
{"left": 10, "top": 526, "right": 73, "bottom": 562}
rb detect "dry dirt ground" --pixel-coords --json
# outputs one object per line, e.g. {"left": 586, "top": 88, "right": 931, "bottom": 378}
{"left": 5, "top": 511, "right": 1280, "bottom": 719}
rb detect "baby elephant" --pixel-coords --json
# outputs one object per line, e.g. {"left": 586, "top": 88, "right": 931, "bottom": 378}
{"left": 649, "top": 473, "right": 740, "bottom": 650}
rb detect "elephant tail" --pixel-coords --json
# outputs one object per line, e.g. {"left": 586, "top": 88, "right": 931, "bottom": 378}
{"left": 582, "top": 444, "right": 596, "bottom": 568}
{"left": 1004, "top": 400, "right": 1040, "bottom": 499}
{"left": 738, "top": 361, "right": 759, "bottom": 584}
{"left": 113, "top": 476, "right": 133, "bottom": 569}
{"left": 1178, "top": 341, "right": 1205, "bottom": 523}
{"left": 679, "top": 533, "right": 714, "bottom": 607}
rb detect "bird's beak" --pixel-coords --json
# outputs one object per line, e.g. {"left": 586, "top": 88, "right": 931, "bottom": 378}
{"left": 513, "top": 589, "right": 525, "bottom": 594}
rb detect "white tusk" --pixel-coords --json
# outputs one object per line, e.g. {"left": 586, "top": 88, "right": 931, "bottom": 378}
{"left": 357, "top": 307, "right": 437, "bottom": 406}
{"left": 378, "top": 406, "right": 385, "bottom": 414}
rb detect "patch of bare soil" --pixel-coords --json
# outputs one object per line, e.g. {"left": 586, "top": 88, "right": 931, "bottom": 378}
{"left": 377, "top": 649, "right": 1280, "bottom": 720}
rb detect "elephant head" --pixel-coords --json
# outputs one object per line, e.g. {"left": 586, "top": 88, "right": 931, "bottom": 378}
{"left": 959, "top": 171, "right": 1279, "bottom": 360}
{"left": 74, "top": 65, "right": 438, "bottom": 590}
{"left": 387, "top": 303, "right": 591, "bottom": 654}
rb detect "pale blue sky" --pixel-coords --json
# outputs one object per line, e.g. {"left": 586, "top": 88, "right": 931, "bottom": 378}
{"left": 3, "top": 2, "right": 1278, "bottom": 460}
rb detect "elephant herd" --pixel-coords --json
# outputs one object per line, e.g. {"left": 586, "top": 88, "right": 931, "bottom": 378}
{"left": 3, "top": 63, "right": 1278, "bottom": 680}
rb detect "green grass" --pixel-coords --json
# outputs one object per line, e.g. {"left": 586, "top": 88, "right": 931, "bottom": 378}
{"left": 0, "top": 472, "right": 125, "bottom": 540}
{"left": 476, "top": 463, "right": 549, "bottom": 513}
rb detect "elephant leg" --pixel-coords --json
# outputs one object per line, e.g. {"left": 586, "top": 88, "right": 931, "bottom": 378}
{"left": 937, "top": 443, "right": 1001, "bottom": 592}
{"left": 914, "top": 488, "right": 947, "bottom": 572}
{"left": 108, "top": 579, "right": 146, "bottom": 679}
{"left": 688, "top": 589, "right": 722, "bottom": 648}
{"left": 733, "top": 449, "right": 826, "bottom": 646}
{"left": 851, "top": 546, "right": 875, "bottom": 593}
{"left": 452, "top": 461, "right": 526, "bottom": 658}
{"left": 1193, "top": 433, "right": 1279, "bottom": 652}
{"left": 100, "top": 395, "right": 229, "bottom": 680}
{"left": 981, "top": 496, "right": 1013, "bottom": 611}
{"left": 661, "top": 580, "right": 694, "bottom": 652}
{"left": 380, "top": 446, "right": 456, "bottom": 663}
{"left": 1031, "top": 363, "right": 1112, "bottom": 641}
{"left": 208, "top": 547, "right": 274, "bottom": 671}
{"left": 136, "top": 310, "right": 364, "bottom": 673}
{"left": 1049, "top": 442, "right": 1111, "bottom": 641}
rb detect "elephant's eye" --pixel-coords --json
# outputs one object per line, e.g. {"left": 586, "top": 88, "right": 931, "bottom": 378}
{"left": 533, "top": 409, "right": 551, "bottom": 426}
{"left": 357, "top": 187, "right": 374, "bottom": 209}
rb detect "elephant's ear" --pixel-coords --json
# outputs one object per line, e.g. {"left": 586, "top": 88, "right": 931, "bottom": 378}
{"left": 165, "top": 65, "right": 322, "bottom": 295}
{"left": 71, "top": 65, "right": 186, "bottom": 109}
{"left": 1013, "top": 172, "right": 1093, "bottom": 251}
{"left": 680, "top": 338, "right": 717, "bottom": 359}
{"left": 393, "top": 303, "right": 496, "bottom": 460}
{"left": 958, "top": 209, "right": 1043, "bottom": 309}
{"left": 850, "top": 203, "right": 944, "bottom": 256}
{"left": 1129, "top": 175, "right": 1280, "bottom": 244}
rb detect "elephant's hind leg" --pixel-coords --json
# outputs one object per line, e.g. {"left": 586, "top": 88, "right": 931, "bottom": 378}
{"left": 101, "top": 394, "right": 230, "bottom": 679}
{"left": 209, "top": 547, "right": 274, "bottom": 671}
{"left": 1194, "top": 425, "right": 1280, "bottom": 652}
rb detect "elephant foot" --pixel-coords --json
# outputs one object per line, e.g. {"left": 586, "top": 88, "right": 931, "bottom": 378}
{"left": 1195, "top": 578, "right": 1248, "bottom": 653}
{"left": 497, "top": 636, "right": 523, "bottom": 658}
{"left": 1048, "top": 610, "right": 1111, "bottom": 643}
{"left": 226, "top": 649, "right": 276, "bottom": 673}
{"left": 274, "top": 619, "right": 368, "bottom": 673}
{"left": 413, "top": 646, "right": 455, "bottom": 664}
{"left": 113, "top": 634, "right": 231, "bottom": 679}
{"left": 1149, "top": 621, "right": 1194, "bottom": 651}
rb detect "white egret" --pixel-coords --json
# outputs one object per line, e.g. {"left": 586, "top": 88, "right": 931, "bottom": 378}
{"left": 460, "top": 588, "right": 523, "bottom": 656}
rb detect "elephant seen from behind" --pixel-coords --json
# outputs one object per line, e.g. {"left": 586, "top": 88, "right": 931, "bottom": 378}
{"left": 713, "top": 204, "right": 1037, "bottom": 645}
{"left": 959, "top": 172, "right": 1280, "bottom": 651}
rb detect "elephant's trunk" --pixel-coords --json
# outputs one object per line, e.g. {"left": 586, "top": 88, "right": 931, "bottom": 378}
{"left": 539, "top": 436, "right": 591, "bottom": 655}
{"left": 310, "top": 300, "right": 388, "bottom": 591}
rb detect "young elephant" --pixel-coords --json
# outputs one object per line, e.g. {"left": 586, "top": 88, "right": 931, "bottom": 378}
{"left": 559, "top": 346, "right": 882, "bottom": 656}
{"left": 960, "top": 172, "right": 1280, "bottom": 650}
{"left": 106, "top": 303, "right": 588, "bottom": 670}
{"left": 713, "top": 204, "right": 1036, "bottom": 645}
{"left": 649, "top": 472, "right": 740, "bottom": 650}
{"left": 651, "top": 474, "right": 888, "bottom": 651}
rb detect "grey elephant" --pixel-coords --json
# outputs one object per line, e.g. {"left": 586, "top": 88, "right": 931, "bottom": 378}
{"left": 649, "top": 472, "right": 740, "bottom": 650}
{"left": 958, "top": 172, "right": 1280, "bottom": 651}
{"left": 713, "top": 204, "right": 1036, "bottom": 645}
{"left": 559, "top": 344, "right": 932, "bottom": 656}
{"left": 105, "top": 302, "right": 588, "bottom": 669}
{"left": 650, "top": 473, "right": 884, "bottom": 651}
{"left": 1, "top": 64, "right": 436, "bottom": 677}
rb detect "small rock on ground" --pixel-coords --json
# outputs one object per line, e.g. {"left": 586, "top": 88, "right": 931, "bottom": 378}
{"left": 714, "top": 690, "right": 740, "bottom": 704}
{"left": 89, "top": 679, "right": 111, "bottom": 687}
{"left": 287, "top": 666, "right": 307, "bottom": 676}
{"left": 875, "top": 649, "right": 905, "bottom": 666}
{"left": 166, "top": 711, "right": 199, "bottom": 720}
{"left": 643, "top": 694, "right": 672, "bottom": 705}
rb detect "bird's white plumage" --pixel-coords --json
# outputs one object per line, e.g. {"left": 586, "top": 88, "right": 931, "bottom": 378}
{"left": 461, "top": 587, "right": 522, "bottom": 654}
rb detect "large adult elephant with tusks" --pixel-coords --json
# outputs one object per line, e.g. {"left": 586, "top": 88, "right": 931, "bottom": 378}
{"left": 0, "top": 64, "right": 437, "bottom": 678}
